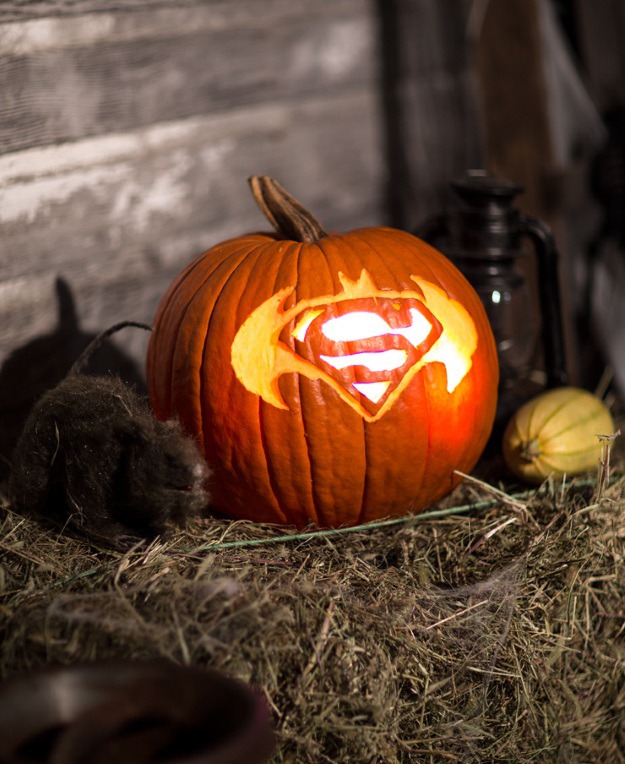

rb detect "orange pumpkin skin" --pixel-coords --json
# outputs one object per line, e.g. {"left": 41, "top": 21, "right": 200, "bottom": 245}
{"left": 147, "top": 193, "right": 498, "bottom": 528}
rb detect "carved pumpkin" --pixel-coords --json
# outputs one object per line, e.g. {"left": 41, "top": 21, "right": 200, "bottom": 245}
{"left": 147, "top": 177, "right": 498, "bottom": 527}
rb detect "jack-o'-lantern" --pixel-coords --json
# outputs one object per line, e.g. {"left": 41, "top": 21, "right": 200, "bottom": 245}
{"left": 146, "top": 177, "right": 498, "bottom": 527}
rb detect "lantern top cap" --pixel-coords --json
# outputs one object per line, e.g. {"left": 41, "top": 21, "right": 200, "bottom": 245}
{"left": 451, "top": 172, "right": 524, "bottom": 206}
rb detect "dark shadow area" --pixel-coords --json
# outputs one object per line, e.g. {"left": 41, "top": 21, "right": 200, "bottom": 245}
{"left": 575, "top": 101, "right": 625, "bottom": 392}
{"left": 0, "top": 277, "right": 147, "bottom": 481}
{"left": 375, "top": 0, "right": 410, "bottom": 229}
{"left": 374, "top": 1, "right": 480, "bottom": 231}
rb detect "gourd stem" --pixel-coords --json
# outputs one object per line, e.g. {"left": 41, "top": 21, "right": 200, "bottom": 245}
{"left": 249, "top": 176, "right": 327, "bottom": 243}
{"left": 520, "top": 438, "right": 541, "bottom": 463}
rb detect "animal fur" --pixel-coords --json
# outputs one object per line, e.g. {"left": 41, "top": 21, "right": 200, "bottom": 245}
{"left": 8, "top": 323, "right": 209, "bottom": 546}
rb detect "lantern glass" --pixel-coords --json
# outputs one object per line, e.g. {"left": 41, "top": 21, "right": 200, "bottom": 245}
{"left": 461, "top": 263, "right": 538, "bottom": 388}
{"left": 416, "top": 171, "right": 568, "bottom": 424}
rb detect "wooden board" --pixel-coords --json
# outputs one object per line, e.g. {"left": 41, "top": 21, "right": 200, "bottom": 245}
{"left": 0, "top": 89, "right": 384, "bottom": 356}
{"left": 0, "top": 1, "right": 376, "bottom": 154}
{"left": 473, "top": 0, "right": 558, "bottom": 221}
{"left": 0, "top": 0, "right": 383, "bottom": 365}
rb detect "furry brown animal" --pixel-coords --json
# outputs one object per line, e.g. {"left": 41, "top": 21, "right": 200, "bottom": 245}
{"left": 8, "top": 322, "right": 209, "bottom": 547}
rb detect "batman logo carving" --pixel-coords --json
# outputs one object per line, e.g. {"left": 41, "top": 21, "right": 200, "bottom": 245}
{"left": 231, "top": 270, "right": 478, "bottom": 422}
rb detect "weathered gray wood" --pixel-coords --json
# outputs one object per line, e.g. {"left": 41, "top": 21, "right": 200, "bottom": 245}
{"left": 0, "top": 0, "right": 368, "bottom": 23}
{"left": 0, "top": 90, "right": 384, "bottom": 360}
{"left": 0, "top": 0, "right": 193, "bottom": 22}
{"left": 0, "top": 1, "right": 376, "bottom": 153}
{"left": 0, "top": 85, "right": 383, "bottom": 469}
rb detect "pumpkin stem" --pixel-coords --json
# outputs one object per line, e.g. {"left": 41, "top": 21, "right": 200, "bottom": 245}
{"left": 249, "top": 176, "right": 327, "bottom": 243}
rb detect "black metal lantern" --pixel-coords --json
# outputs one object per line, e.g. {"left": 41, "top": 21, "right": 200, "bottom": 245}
{"left": 416, "top": 171, "right": 568, "bottom": 424}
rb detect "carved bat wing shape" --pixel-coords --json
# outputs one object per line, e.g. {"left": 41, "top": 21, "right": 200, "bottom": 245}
{"left": 230, "top": 270, "right": 478, "bottom": 422}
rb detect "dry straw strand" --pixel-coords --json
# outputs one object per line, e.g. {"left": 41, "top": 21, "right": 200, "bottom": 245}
{"left": 1, "top": 460, "right": 624, "bottom": 762}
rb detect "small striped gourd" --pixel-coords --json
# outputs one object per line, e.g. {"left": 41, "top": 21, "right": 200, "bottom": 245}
{"left": 503, "top": 386, "right": 615, "bottom": 483}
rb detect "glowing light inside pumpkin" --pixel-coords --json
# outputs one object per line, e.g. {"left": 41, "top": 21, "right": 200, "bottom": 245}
{"left": 439, "top": 351, "right": 473, "bottom": 392}
{"left": 292, "top": 309, "right": 324, "bottom": 341}
{"left": 230, "top": 269, "right": 480, "bottom": 423}
{"left": 312, "top": 309, "right": 431, "bottom": 389}
{"left": 353, "top": 381, "right": 391, "bottom": 403}
{"left": 320, "top": 349, "right": 407, "bottom": 372}
{"left": 321, "top": 309, "right": 431, "bottom": 346}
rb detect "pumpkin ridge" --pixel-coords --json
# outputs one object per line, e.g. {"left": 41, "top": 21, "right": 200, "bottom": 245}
{"left": 355, "top": 416, "right": 370, "bottom": 526}
{"left": 338, "top": 235, "right": 378, "bottom": 526}
{"left": 533, "top": 453, "right": 566, "bottom": 475}
{"left": 163, "top": 239, "right": 259, "bottom": 425}
{"left": 450, "top": 366, "right": 476, "bottom": 489}
{"left": 272, "top": 239, "right": 319, "bottom": 527}
{"left": 445, "top": 304, "right": 494, "bottom": 494}
{"left": 350, "top": 229, "right": 413, "bottom": 290}
{"left": 295, "top": 240, "right": 331, "bottom": 528}
{"left": 300, "top": 238, "right": 359, "bottom": 527}
{"left": 194, "top": 249, "right": 245, "bottom": 451}
{"left": 257, "top": 395, "right": 289, "bottom": 525}
{"left": 200, "top": 239, "right": 283, "bottom": 505}
{"left": 524, "top": 398, "right": 543, "bottom": 444}
{"left": 149, "top": 253, "right": 220, "bottom": 418}
{"left": 371, "top": 227, "right": 447, "bottom": 290}
{"left": 413, "top": 363, "right": 433, "bottom": 512}
{"left": 436, "top": 342, "right": 475, "bottom": 489}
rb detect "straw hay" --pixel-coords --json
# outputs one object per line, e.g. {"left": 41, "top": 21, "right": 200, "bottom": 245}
{"left": 1, "top": 450, "right": 625, "bottom": 763}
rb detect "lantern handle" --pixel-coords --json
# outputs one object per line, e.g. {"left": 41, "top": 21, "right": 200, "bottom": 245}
{"left": 519, "top": 214, "right": 568, "bottom": 387}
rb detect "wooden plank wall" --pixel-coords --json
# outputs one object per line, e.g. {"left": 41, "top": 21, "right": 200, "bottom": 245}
{"left": 377, "top": 0, "right": 480, "bottom": 230}
{"left": 473, "top": 0, "right": 558, "bottom": 223}
{"left": 0, "top": 0, "right": 479, "bottom": 466}
{"left": 573, "top": 0, "right": 625, "bottom": 391}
